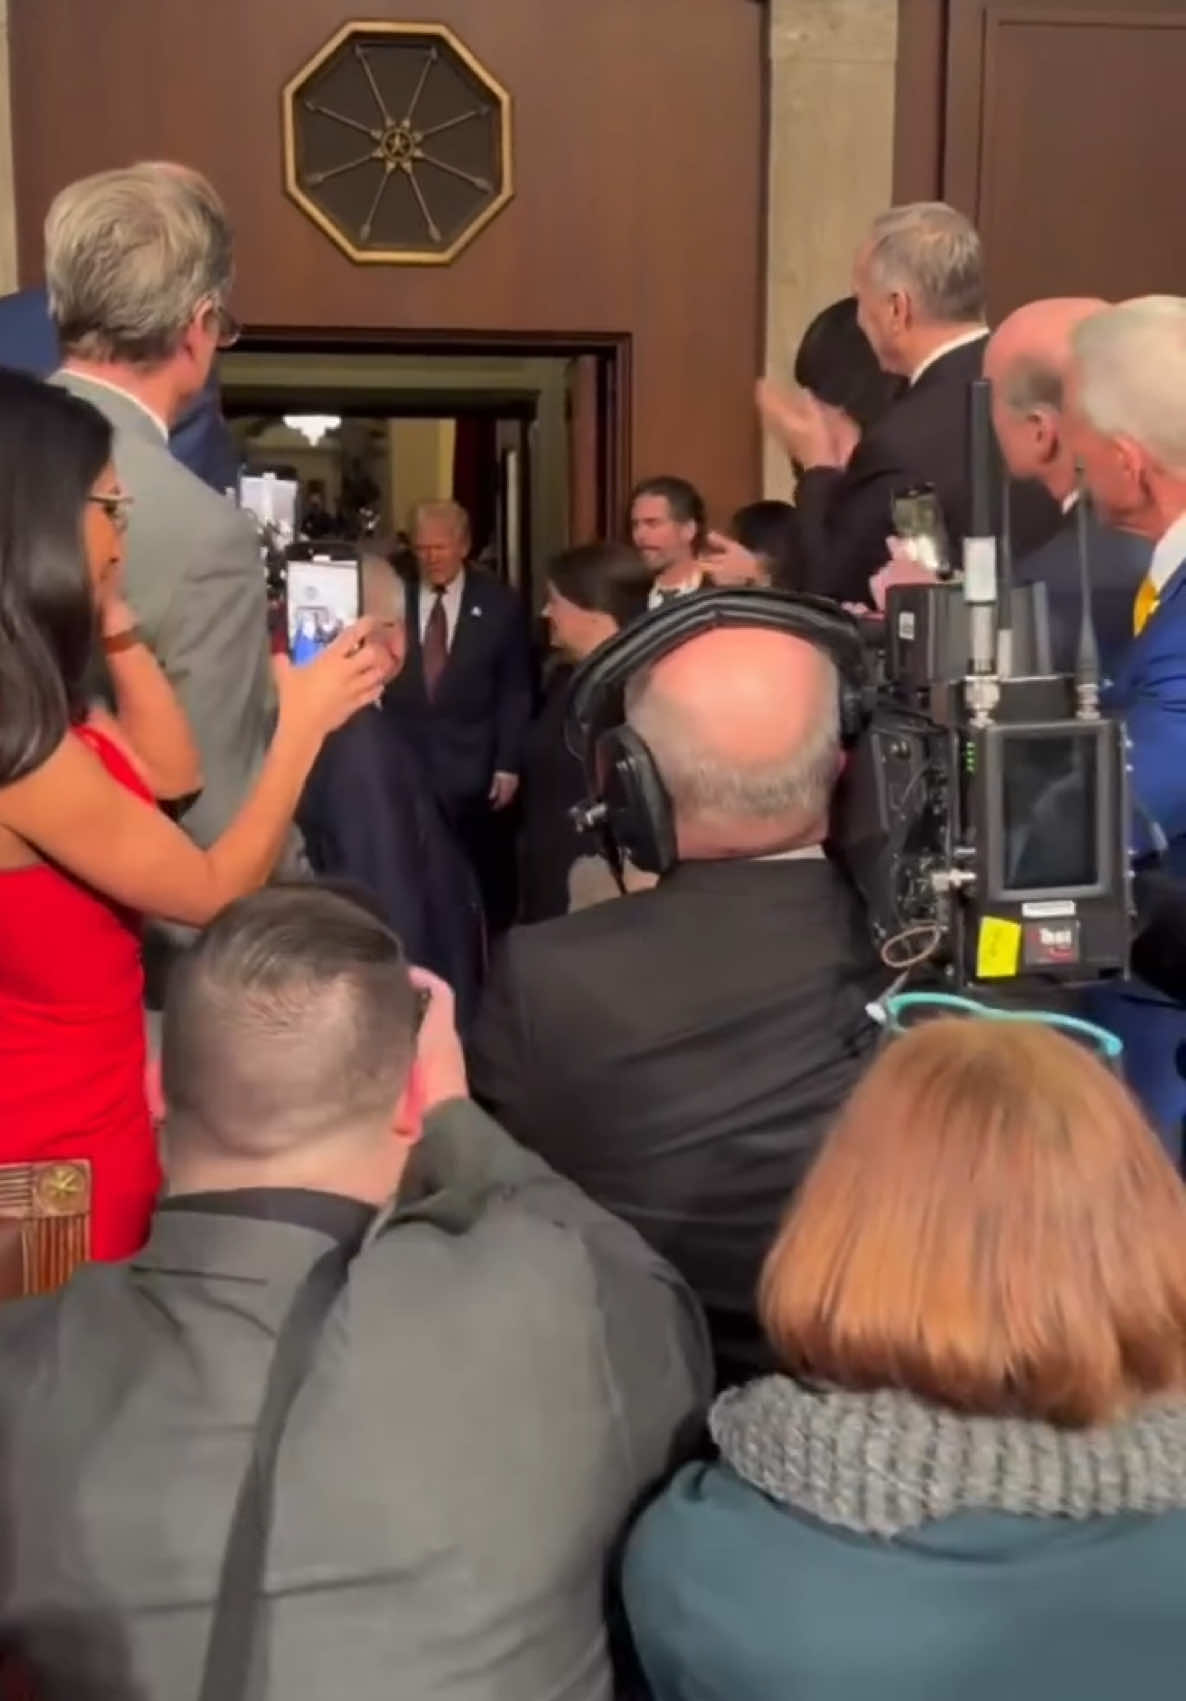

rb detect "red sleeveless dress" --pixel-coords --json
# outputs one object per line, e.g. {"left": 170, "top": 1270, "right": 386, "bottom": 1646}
{"left": 0, "top": 724, "right": 161, "bottom": 1260}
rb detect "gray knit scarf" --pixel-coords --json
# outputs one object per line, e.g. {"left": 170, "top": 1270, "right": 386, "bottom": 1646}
{"left": 711, "top": 1376, "right": 1186, "bottom": 1538}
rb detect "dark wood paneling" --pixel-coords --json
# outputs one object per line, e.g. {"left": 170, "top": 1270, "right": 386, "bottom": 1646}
{"left": 8, "top": 0, "right": 764, "bottom": 521}
{"left": 942, "top": 2, "right": 1186, "bottom": 315}
{"left": 893, "top": 0, "right": 949, "bottom": 202}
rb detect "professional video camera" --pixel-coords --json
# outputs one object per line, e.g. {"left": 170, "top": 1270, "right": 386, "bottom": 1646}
{"left": 831, "top": 379, "right": 1132, "bottom": 990}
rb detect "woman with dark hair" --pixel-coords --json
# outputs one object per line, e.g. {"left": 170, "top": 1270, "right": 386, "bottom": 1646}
{"left": 519, "top": 541, "right": 653, "bottom": 921}
{"left": 792, "top": 293, "right": 903, "bottom": 440}
{"left": 0, "top": 370, "right": 388, "bottom": 1260}
{"left": 728, "top": 500, "right": 800, "bottom": 588}
{"left": 624, "top": 1016, "right": 1186, "bottom": 1700}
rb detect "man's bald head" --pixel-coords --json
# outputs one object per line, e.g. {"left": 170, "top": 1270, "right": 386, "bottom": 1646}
{"left": 625, "top": 626, "right": 841, "bottom": 859}
{"left": 984, "top": 297, "right": 1107, "bottom": 496}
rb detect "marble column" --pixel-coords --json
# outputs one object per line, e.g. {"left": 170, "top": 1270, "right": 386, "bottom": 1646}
{"left": 764, "top": 0, "right": 898, "bottom": 497}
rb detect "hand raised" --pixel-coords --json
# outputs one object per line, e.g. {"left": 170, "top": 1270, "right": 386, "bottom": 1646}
{"left": 273, "top": 617, "right": 393, "bottom": 740}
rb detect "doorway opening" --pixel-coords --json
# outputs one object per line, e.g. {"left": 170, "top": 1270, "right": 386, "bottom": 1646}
{"left": 221, "top": 330, "right": 630, "bottom": 612}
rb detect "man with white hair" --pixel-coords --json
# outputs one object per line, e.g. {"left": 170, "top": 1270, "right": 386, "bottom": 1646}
{"left": 299, "top": 557, "right": 484, "bottom": 1028}
{"left": 1065, "top": 296, "right": 1186, "bottom": 1160}
{"left": 470, "top": 621, "right": 882, "bottom": 1384}
{"left": 984, "top": 297, "right": 1151, "bottom": 672}
{"left": 761, "top": 202, "right": 1057, "bottom": 602}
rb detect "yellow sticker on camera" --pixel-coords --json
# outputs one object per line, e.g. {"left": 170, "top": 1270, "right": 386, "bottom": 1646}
{"left": 976, "top": 916, "right": 1022, "bottom": 979}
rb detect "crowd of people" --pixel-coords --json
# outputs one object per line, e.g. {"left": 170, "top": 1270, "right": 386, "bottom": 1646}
{"left": 1, "top": 158, "right": 1186, "bottom": 1699}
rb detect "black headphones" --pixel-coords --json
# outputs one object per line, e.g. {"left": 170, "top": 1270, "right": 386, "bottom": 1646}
{"left": 564, "top": 587, "right": 875, "bottom": 877}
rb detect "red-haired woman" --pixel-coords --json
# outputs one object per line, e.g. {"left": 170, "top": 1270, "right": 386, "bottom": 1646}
{"left": 623, "top": 1017, "right": 1186, "bottom": 1701}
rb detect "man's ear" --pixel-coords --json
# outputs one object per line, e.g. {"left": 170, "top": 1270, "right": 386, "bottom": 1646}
{"left": 1031, "top": 406, "right": 1060, "bottom": 465}
{"left": 392, "top": 1059, "right": 425, "bottom": 1148}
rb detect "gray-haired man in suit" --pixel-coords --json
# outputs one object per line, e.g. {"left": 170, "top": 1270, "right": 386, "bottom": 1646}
{"left": 47, "top": 161, "right": 276, "bottom": 856}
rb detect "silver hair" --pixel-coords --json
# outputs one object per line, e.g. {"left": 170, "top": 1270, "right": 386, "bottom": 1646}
{"left": 361, "top": 555, "right": 406, "bottom": 623}
{"left": 625, "top": 654, "right": 841, "bottom": 831}
{"left": 410, "top": 498, "right": 470, "bottom": 539}
{"left": 1073, "top": 296, "right": 1186, "bottom": 477}
{"left": 45, "top": 162, "right": 233, "bottom": 366}
{"left": 867, "top": 202, "right": 985, "bottom": 325}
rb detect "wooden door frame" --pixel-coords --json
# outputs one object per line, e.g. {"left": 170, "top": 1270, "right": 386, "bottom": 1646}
{"left": 232, "top": 326, "right": 631, "bottom": 541}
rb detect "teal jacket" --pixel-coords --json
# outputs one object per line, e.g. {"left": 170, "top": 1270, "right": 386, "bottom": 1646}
{"left": 624, "top": 1455, "right": 1186, "bottom": 1700}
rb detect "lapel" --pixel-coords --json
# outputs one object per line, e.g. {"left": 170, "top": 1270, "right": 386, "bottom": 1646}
{"left": 1113, "top": 556, "right": 1186, "bottom": 692}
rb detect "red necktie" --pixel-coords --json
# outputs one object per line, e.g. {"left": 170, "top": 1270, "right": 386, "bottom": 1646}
{"left": 422, "top": 588, "right": 448, "bottom": 698}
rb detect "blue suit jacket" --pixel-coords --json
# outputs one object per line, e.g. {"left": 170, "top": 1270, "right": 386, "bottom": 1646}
{"left": 388, "top": 568, "right": 533, "bottom": 810}
{"left": 1106, "top": 555, "right": 1186, "bottom": 873}
{"left": 1015, "top": 504, "right": 1151, "bottom": 679}
{"left": 1089, "top": 553, "right": 1186, "bottom": 1162}
{"left": 298, "top": 703, "right": 485, "bottom": 1031}
{"left": 0, "top": 285, "right": 236, "bottom": 494}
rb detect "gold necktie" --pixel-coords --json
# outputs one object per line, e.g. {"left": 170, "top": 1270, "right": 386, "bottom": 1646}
{"left": 1134, "top": 574, "right": 1159, "bottom": 636}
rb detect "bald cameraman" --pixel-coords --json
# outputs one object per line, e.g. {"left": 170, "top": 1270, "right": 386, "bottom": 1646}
{"left": 469, "top": 616, "right": 883, "bottom": 1385}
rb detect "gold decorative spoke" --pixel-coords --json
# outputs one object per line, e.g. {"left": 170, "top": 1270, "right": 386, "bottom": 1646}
{"left": 359, "top": 161, "right": 397, "bottom": 242}
{"left": 403, "top": 161, "right": 442, "bottom": 244}
{"left": 307, "top": 149, "right": 380, "bottom": 188}
{"left": 354, "top": 42, "right": 394, "bottom": 127}
{"left": 404, "top": 46, "right": 438, "bottom": 127}
{"left": 415, "top": 150, "right": 491, "bottom": 194}
{"left": 417, "top": 106, "right": 481, "bottom": 142}
{"left": 304, "top": 100, "right": 379, "bottom": 141}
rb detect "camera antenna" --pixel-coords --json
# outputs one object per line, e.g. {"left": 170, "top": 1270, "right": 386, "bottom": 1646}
{"left": 1072, "top": 464, "right": 1101, "bottom": 720}
{"left": 996, "top": 473, "right": 1014, "bottom": 677}
{"left": 963, "top": 379, "right": 1001, "bottom": 725}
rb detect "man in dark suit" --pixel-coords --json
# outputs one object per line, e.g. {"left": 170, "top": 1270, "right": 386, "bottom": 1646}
{"left": 985, "top": 297, "right": 1151, "bottom": 674}
{"left": 1065, "top": 297, "right": 1186, "bottom": 1162}
{"left": 469, "top": 623, "right": 883, "bottom": 1385}
{"left": 387, "top": 499, "right": 532, "bottom": 931}
{"left": 298, "top": 559, "right": 485, "bottom": 1030}
{"left": 764, "top": 202, "right": 1058, "bottom": 604}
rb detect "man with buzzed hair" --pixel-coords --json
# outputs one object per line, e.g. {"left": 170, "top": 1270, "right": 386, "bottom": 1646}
{"left": 470, "top": 621, "right": 883, "bottom": 1384}
{"left": 0, "top": 884, "right": 709, "bottom": 1701}
{"left": 388, "top": 498, "right": 532, "bottom": 930}
{"left": 984, "top": 297, "right": 1151, "bottom": 671}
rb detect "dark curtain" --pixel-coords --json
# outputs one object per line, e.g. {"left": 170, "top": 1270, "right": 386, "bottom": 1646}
{"left": 452, "top": 415, "right": 499, "bottom": 559}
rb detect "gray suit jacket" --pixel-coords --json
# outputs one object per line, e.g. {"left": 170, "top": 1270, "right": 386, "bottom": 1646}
{"left": 55, "top": 371, "right": 275, "bottom": 849}
{"left": 0, "top": 1099, "right": 710, "bottom": 1701}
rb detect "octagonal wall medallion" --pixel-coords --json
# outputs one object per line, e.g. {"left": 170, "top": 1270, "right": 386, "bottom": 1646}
{"left": 282, "top": 21, "right": 514, "bottom": 266}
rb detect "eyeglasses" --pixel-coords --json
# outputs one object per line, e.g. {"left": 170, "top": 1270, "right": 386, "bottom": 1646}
{"left": 87, "top": 490, "right": 135, "bottom": 533}
{"left": 199, "top": 297, "right": 242, "bottom": 350}
{"left": 876, "top": 990, "right": 1124, "bottom": 1062}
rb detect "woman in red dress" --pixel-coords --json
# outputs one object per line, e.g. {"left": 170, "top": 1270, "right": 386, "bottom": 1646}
{"left": 0, "top": 373, "right": 390, "bottom": 1260}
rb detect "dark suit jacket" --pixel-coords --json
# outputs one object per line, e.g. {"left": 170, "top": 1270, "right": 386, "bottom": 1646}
{"left": 298, "top": 703, "right": 485, "bottom": 1031}
{"left": 518, "top": 664, "right": 589, "bottom": 922}
{"left": 795, "top": 334, "right": 1060, "bottom": 604}
{"left": 388, "top": 569, "right": 532, "bottom": 810}
{"left": 469, "top": 856, "right": 883, "bottom": 1385}
{"left": 1014, "top": 502, "right": 1150, "bottom": 678}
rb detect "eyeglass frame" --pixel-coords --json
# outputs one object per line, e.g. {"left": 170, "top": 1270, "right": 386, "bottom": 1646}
{"left": 86, "top": 490, "right": 135, "bottom": 534}
{"left": 877, "top": 990, "right": 1124, "bottom": 1062}
{"left": 196, "top": 295, "right": 241, "bottom": 350}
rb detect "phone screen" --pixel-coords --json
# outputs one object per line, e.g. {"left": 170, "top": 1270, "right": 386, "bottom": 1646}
{"left": 240, "top": 474, "right": 299, "bottom": 553}
{"left": 284, "top": 557, "right": 360, "bottom": 666}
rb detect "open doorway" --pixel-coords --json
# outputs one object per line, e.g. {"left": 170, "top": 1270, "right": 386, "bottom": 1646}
{"left": 220, "top": 332, "right": 629, "bottom": 612}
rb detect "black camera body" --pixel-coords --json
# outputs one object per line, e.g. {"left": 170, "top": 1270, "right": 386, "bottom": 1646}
{"left": 830, "top": 381, "right": 1133, "bottom": 990}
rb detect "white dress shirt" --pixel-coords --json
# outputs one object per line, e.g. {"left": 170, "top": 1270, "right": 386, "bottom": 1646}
{"left": 647, "top": 569, "right": 703, "bottom": 611}
{"left": 418, "top": 569, "right": 466, "bottom": 648}
{"left": 1148, "top": 510, "right": 1186, "bottom": 597}
{"left": 63, "top": 370, "right": 169, "bottom": 440}
{"left": 909, "top": 327, "right": 989, "bottom": 388}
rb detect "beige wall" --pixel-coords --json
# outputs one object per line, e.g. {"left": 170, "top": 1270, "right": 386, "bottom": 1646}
{"left": 764, "top": 0, "right": 898, "bottom": 497}
{"left": 388, "top": 420, "right": 457, "bottom": 527}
